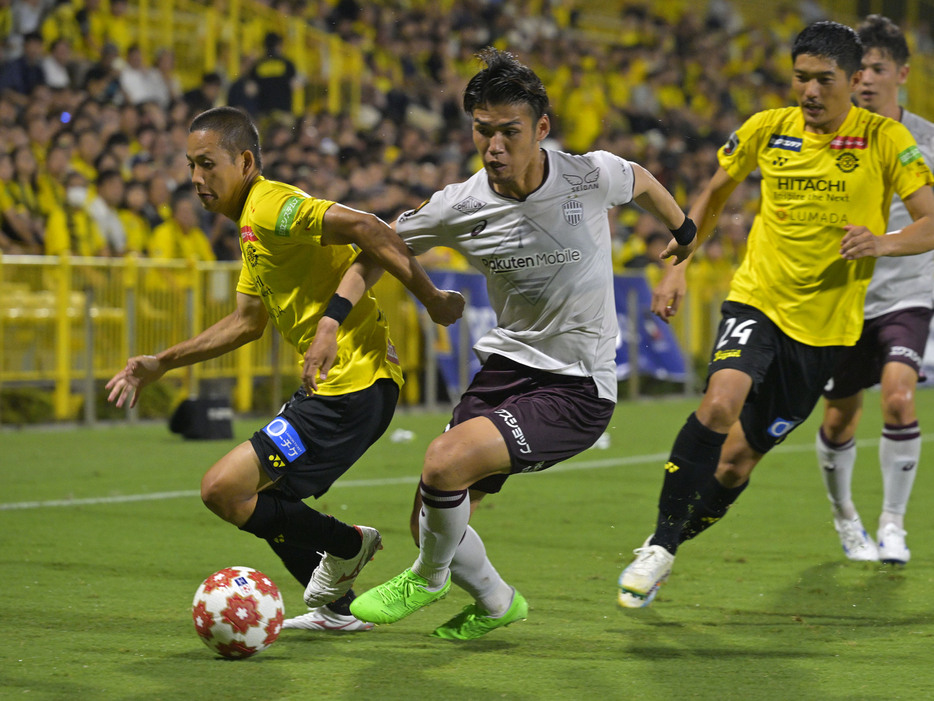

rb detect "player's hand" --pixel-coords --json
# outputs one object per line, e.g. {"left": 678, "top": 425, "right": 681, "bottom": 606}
{"left": 105, "top": 354, "right": 163, "bottom": 408}
{"left": 302, "top": 319, "right": 339, "bottom": 393}
{"left": 426, "top": 289, "right": 465, "bottom": 326}
{"left": 651, "top": 263, "right": 688, "bottom": 324}
{"left": 660, "top": 237, "right": 696, "bottom": 266}
{"left": 840, "top": 225, "right": 882, "bottom": 260}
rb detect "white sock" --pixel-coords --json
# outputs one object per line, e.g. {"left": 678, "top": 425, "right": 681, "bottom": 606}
{"left": 879, "top": 423, "right": 920, "bottom": 530}
{"left": 413, "top": 480, "right": 470, "bottom": 589}
{"left": 450, "top": 526, "right": 513, "bottom": 617}
{"left": 816, "top": 428, "right": 857, "bottom": 521}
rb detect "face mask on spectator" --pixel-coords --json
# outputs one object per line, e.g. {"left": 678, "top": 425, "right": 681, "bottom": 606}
{"left": 66, "top": 186, "right": 89, "bottom": 208}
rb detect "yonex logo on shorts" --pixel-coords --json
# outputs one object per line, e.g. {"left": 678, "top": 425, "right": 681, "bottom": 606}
{"left": 262, "top": 417, "right": 307, "bottom": 460}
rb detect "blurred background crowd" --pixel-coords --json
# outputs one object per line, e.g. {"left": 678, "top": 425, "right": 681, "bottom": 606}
{"left": 1, "top": 0, "right": 932, "bottom": 292}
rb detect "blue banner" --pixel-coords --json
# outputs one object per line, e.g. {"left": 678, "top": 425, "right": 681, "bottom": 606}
{"left": 426, "top": 272, "right": 686, "bottom": 399}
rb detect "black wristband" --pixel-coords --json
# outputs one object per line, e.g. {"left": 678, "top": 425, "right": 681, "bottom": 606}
{"left": 670, "top": 217, "right": 697, "bottom": 246}
{"left": 322, "top": 294, "right": 353, "bottom": 325}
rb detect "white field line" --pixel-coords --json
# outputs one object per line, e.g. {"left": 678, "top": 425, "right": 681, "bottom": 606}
{"left": 0, "top": 435, "right": 921, "bottom": 511}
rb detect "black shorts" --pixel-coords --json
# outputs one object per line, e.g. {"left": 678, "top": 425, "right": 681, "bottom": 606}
{"left": 708, "top": 301, "right": 845, "bottom": 454}
{"left": 449, "top": 354, "right": 616, "bottom": 494}
{"left": 249, "top": 379, "right": 399, "bottom": 500}
{"left": 823, "top": 306, "right": 933, "bottom": 399}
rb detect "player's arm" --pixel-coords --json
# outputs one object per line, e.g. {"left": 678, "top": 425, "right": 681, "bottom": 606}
{"left": 840, "top": 186, "right": 934, "bottom": 259}
{"left": 105, "top": 292, "right": 268, "bottom": 408}
{"left": 630, "top": 163, "right": 697, "bottom": 265}
{"left": 651, "top": 166, "right": 741, "bottom": 322}
{"left": 301, "top": 252, "right": 384, "bottom": 392}
{"left": 319, "top": 203, "right": 464, "bottom": 326}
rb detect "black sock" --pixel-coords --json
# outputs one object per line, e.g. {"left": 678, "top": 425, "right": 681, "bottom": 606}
{"left": 651, "top": 413, "right": 726, "bottom": 554}
{"left": 266, "top": 537, "right": 323, "bottom": 587}
{"left": 240, "top": 492, "right": 362, "bottom": 559}
{"left": 680, "top": 477, "right": 748, "bottom": 544}
{"left": 325, "top": 590, "right": 356, "bottom": 616}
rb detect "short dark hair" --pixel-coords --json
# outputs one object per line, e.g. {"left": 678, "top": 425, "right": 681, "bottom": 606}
{"left": 792, "top": 21, "right": 863, "bottom": 76}
{"left": 189, "top": 106, "right": 262, "bottom": 171}
{"left": 857, "top": 14, "right": 909, "bottom": 65}
{"left": 462, "top": 47, "right": 549, "bottom": 120}
{"left": 96, "top": 168, "right": 123, "bottom": 187}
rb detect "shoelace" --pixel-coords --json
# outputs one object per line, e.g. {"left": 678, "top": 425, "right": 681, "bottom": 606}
{"left": 375, "top": 571, "right": 424, "bottom": 604}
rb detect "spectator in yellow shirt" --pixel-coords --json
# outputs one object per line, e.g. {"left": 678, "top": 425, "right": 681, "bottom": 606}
{"left": 147, "top": 186, "right": 215, "bottom": 263}
{"left": 118, "top": 180, "right": 151, "bottom": 256}
{"left": 44, "top": 171, "right": 109, "bottom": 256}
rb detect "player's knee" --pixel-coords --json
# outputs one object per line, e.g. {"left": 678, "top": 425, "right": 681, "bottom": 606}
{"left": 200, "top": 473, "right": 236, "bottom": 521}
{"left": 697, "top": 395, "right": 741, "bottom": 433}
{"left": 884, "top": 392, "right": 914, "bottom": 425}
{"left": 716, "top": 460, "right": 751, "bottom": 489}
{"left": 422, "top": 435, "right": 460, "bottom": 484}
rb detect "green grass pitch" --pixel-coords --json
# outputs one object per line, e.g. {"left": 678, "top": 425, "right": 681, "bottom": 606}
{"left": 3, "top": 390, "right": 934, "bottom": 700}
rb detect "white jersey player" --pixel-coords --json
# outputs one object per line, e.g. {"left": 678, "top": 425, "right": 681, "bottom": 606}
{"left": 816, "top": 15, "right": 934, "bottom": 565}
{"left": 349, "top": 47, "right": 695, "bottom": 638}
{"left": 398, "top": 148, "right": 636, "bottom": 401}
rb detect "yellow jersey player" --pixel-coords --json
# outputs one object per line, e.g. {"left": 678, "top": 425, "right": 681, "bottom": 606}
{"left": 105, "top": 106, "right": 464, "bottom": 632}
{"left": 618, "top": 21, "right": 934, "bottom": 608}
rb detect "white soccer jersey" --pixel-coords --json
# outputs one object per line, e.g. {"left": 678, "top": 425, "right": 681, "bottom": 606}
{"left": 864, "top": 109, "right": 934, "bottom": 319}
{"left": 396, "top": 149, "right": 636, "bottom": 401}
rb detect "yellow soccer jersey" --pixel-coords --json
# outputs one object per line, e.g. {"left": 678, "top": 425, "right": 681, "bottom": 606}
{"left": 235, "top": 177, "right": 403, "bottom": 395}
{"left": 719, "top": 105, "right": 933, "bottom": 346}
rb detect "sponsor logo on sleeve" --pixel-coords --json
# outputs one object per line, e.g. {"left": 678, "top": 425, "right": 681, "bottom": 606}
{"left": 274, "top": 196, "right": 303, "bottom": 237}
{"left": 240, "top": 226, "right": 258, "bottom": 242}
{"left": 767, "top": 134, "right": 803, "bottom": 152}
{"left": 899, "top": 145, "right": 923, "bottom": 166}
{"left": 722, "top": 131, "right": 739, "bottom": 156}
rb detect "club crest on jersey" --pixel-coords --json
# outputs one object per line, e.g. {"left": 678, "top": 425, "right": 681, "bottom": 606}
{"left": 245, "top": 243, "right": 258, "bottom": 267}
{"left": 767, "top": 134, "right": 802, "bottom": 152}
{"left": 562, "top": 200, "right": 583, "bottom": 226}
{"left": 563, "top": 167, "right": 599, "bottom": 192}
{"left": 835, "top": 152, "right": 859, "bottom": 173}
{"left": 453, "top": 196, "right": 487, "bottom": 215}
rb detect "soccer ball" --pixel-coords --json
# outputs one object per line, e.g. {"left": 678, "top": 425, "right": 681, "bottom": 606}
{"left": 191, "top": 566, "right": 285, "bottom": 659}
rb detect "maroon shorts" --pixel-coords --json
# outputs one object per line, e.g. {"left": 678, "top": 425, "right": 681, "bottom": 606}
{"left": 824, "top": 307, "right": 933, "bottom": 400}
{"left": 449, "top": 354, "right": 616, "bottom": 493}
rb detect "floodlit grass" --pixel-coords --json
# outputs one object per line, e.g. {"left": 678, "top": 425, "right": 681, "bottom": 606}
{"left": 4, "top": 390, "right": 934, "bottom": 700}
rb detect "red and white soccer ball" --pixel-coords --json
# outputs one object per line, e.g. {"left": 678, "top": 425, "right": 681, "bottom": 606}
{"left": 191, "top": 566, "right": 285, "bottom": 659}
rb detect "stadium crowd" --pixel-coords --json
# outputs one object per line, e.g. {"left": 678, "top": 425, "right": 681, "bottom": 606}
{"left": 0, "top": 0, "right": 925, "bottom": 283}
